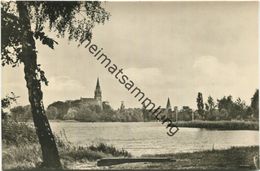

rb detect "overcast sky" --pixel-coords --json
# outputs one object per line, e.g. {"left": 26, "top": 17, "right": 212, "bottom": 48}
{"left": 2, "top": 2, "right": 259, "bottom": 109}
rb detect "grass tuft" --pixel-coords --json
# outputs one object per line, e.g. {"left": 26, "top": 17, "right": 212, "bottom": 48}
{"left": 88, "top": 143, "right": 132, "bottom": 157}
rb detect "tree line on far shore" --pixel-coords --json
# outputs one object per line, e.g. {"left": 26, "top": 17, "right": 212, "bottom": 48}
{"left": 9, "top": 100, "right": 144, "bottom": 122}
{"left": 195, "top": 89, "right": 258, "bottom": 121}
{"left": 8, "top": 89, "right": 259, "bottom": 122}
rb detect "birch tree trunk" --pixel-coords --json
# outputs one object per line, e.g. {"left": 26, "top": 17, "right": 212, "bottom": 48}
{"left": 17, "top": 2, "right": 61, "bottom": 168}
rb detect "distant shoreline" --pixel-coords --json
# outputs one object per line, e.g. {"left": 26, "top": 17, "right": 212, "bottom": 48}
{"left": 173, "top": 120, "right": 259, "bottom": 130}
{"left": 48, "top": 120, "right": 259, "bottom": 130}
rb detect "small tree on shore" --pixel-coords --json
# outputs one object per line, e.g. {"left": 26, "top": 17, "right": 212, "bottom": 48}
{"left": 197, "top": 92, "right": 205, "bottom": 119}
{"left": 251, "top": 89, "right": 259, "bottom": 119}
{"left": 205, "top": 96, "right": 217, "bottom": 120}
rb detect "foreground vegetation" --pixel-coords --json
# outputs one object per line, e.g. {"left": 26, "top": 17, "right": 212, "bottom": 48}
{"left": 109, "top": 146, "right": 259, "bottom": 170}
{"left": 148, "top": 146, "right": 259, "bottom": 170}
{"left": 2, "top": 120, "right": 131, "bottom": 170}
{"left": 174, "top": 120, "right": 259, "bottom": 130}
{"left": 3, "top": 142, "right": 131, "bottom": 170}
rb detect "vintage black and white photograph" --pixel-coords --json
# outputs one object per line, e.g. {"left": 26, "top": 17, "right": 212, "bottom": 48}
{"left": 1, "top": 1, "right": 259, "bottom": 170}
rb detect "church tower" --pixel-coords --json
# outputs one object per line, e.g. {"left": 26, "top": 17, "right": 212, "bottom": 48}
{"left": 166, "top": 97, "right": 172, "bottom": 112}
{"left": 165, "top": 97, "right": 172, "bottom": 118}
{"left": 94, "top": 78, "right": 102, "bottom": 101}
{"left": 120, "top": 101, "right": 125, "bottom": 111}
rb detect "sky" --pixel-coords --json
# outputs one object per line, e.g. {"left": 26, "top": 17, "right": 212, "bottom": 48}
{"left": 2, "top": 1, "right": 259, "bottom": 110}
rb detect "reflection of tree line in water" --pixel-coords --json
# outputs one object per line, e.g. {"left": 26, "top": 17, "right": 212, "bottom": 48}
{"left": 10, "top": 89, "right": 259, "bottom": 123}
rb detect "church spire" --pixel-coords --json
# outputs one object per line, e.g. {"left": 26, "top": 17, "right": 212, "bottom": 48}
{"left": 120, "top": 101, "right": 125, "bottom": 111}
{"left": 94, "top": 78, "right": 102, "bottom": 101}
{"left": 166, "top": 97, "right": 172, "bottom": 111}
{"left": 96, "top": 77, "right": 100, "bottom": 90}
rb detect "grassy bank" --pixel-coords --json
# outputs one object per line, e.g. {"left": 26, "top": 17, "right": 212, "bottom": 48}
{"left": 150, "top": 146, "right": 259, "bottom": 170}
{"left": 4, "top": 145, "right": 258, "bottom": 170}
{"left": 2, "top": 120, "right": 131, "bottom": 170}
{"left": 3, "top": 141, "right": 131, "bottom": 170}
{"left": 174, "top": 120, "right": 259, "bottom": 130}
{"left": 109, "top": 146, "right": 259, "bottom": 170}
{"left": 3, "top": 143, "right": 131, "bottom": 170}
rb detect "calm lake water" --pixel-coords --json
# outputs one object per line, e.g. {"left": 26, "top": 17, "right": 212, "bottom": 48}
{"left": 50, "top": 121, "right": 259, "bottom": 156}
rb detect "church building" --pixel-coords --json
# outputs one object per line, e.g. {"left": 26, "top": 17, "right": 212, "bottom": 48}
{"left": 80, "top": 78, "right": 103, "bottom": 110}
